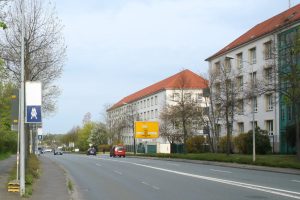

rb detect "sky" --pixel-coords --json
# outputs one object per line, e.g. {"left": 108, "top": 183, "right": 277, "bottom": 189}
{"left": 44, "top": 0, "right": 300, "bottom": 134}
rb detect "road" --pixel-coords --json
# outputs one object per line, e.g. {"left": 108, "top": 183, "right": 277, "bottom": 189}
{"left": 45, "top": 153, "right": 300, "bottom": 200}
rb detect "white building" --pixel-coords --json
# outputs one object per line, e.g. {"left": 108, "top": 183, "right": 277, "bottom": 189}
{"left": 205, "top": 4, "right": 300, "bottom": 152}
{"left": 107, "top": 69, "right": 208, "bottom": 151}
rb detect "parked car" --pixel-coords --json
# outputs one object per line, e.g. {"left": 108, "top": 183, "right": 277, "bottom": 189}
{"left": 54, "top": 149, "right": 63, "bottom": 155}
{"left": 87, "top": 147, "right": 97, "bottom": 155}
{"left": 110, "top": 145, "right": 126, "bottom": 157}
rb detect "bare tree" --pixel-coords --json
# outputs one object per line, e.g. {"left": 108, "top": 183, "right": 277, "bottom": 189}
{"left": 210, "top": 57, "right": 243, "bottom": 154}
{"left": 160, "top": 71, "right": 207, "bottom": 153}
{"left": 0, "top": 0, "right": 66, "bottom": 114}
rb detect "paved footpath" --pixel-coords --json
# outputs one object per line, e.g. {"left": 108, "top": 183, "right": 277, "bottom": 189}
{"left": 0, "top": 155, "right": 74, "bottom": 200}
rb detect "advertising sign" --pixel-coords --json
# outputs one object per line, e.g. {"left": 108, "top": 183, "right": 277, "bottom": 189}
{"left": 135, "top": 121, "right": 159, "bottom": 139}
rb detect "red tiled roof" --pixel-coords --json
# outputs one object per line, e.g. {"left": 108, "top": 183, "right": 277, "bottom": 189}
{"left": 206, "top": 4, "right": 300, "bottom": 61}
{"left": 108, "top": 69, "right": 208, "bottom": 110}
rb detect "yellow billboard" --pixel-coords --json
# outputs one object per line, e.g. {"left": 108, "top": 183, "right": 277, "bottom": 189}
{"left": 135, "top": 121, "right": 159, "bottom": 139}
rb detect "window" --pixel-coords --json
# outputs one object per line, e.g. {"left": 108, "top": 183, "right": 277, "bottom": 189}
{"left": 238, "top": 122, "right": 244, "bottom": 133}
{"left": 155, "top": 96, "right": 158, "bottom": 105}
{"left": 225, "top": 58, "right": 231, "bottom": 73}
{"left": 250, "top": 121, "right": 258, "bottom": 129}
{"left": 144, "top": 112, "right": 146, "bottom": 120}
{"left": 155, "top": 109, "right": 158, "bottom": 118}
{"left": 151, "top": 110, "right": 154, "bottom": 119}
{"left": 215, "top": 124, "right": 221, "bottom": 135}
{"left": 237, "top": 53, "right": 243, "bottom": 69}
{"left": 173, "top": 93, "right": 180, "bottom": 102}
{"left": 237, "top": 100, "right": 244, "bottom": 114}
{"left": 214, "top": 62, "right": 221, "bottom": 76}
{"left": 266, "top": 120, "right": 273, "bottom": 135}
{"left": 147, "top": 99, "right": 150, "bottom": 107}
{"left": 237, "top": 76, "right": 243, "bottom": 91}
{"left": 250, "top": 71, "right": 257, "bottom": 88}
{"left": 249, "top": 47, "right": 256, "bottom": 64}
{"left": 266, "top": 94, "right": 273, "bottom": 111}
{"left": 151, "top": 97, "right": 153, "bottom": 106}
{"left": 215, "top": 83, "right": 221, "bottom": 97}
{"left": 147, "top": 111, "right": 150, "bottom": 119}
{"left": 252, "top": 97, "right": 258, "bottom": 112}
{"left": 264, "top": 41, "right": 272, "bottom": 59}
{"left": 184, "top": 93, "right": 191, "bottom": 101}
{"left": 197, "top": 93, "right": 203, "bottom": 102}
{"left": 265, "top": 68, "right": 273, "bottom": 85}
{"left": 144, "top": 100, "right": 146, "bottom": 108}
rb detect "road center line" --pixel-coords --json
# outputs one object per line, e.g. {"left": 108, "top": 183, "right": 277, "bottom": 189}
{"left": 210, "top": 169, "right": 232, "bottom": 174}
{"left": 99, "top": 158, "right": 300, "bottom": 199}
{"left": 291, "top": 180, "right": 300, "bottom": 183}
{"left": 96, "top": 163, "right": 102, "bottom": 167}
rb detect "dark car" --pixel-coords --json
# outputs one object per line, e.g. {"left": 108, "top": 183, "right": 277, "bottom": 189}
{"left": 110, "top": 145, "right": 126, "bottom": 157}
{"left": 54, "top": 149, "right": 63, "bottom": 155}
{"left": 87, "top": 147, "right": 97, "bottom": 156}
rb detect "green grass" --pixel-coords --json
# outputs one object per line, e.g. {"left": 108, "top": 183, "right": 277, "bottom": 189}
{"left": 130, "top": 153, "right": 300, "bottom": 169}
{"left": 67, "top": 179, "right": 73, "bottom": 192}
{"left": 0, "top": 152, "right": 11, "bottom": 161}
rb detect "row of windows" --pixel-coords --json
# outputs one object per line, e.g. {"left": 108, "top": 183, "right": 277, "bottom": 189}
{"left": 138, "top": 109, "right": 159, "bottom": 121}
{"left": 214, "top": 40, "right": 273, "bottom": 74}
{"left": 236, "top": 120, "right": 274, "bottom": 135}
{"left": 172, "top": 92, "right": 203, "bottom": 102}
{"left": 137, "top": 96, "right": 158, "bottom": 109}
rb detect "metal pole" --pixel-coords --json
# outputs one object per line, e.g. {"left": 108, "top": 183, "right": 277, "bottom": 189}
{"left": 20, "top": 0, "right": 26, "bottom": 195}
{"left": 17, "top": 89, "right": 21, "bottom": 181}
{"left": 252, "top": 66, "right": 256, "bottom": 162}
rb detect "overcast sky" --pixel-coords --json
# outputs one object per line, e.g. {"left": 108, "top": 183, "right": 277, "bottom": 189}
{"left": 44, "top": 0, "right": 300, "bottom": 134}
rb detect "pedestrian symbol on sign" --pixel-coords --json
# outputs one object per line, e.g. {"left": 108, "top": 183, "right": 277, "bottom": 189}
{"left": 31, "top": 107, "right": 38, "bottom": 120}
{"left": 26, "top": 106, "right": 42, "bottom": 123}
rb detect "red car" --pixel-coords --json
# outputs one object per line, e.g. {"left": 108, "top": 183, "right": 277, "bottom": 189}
{"left": 110, "top": 145, "right": 126, "bottom": 157}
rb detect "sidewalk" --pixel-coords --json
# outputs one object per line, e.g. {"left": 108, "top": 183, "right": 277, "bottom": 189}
{"left": 0, "top": 155, "right": 73, "bottom": 200}
{"left": 30, "top": 155, "right": 71, "bottom": 200}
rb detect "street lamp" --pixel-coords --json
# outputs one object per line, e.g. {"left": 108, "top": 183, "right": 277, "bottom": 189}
{"left": 225, "top": 55, "right": 256, "bottom": 162}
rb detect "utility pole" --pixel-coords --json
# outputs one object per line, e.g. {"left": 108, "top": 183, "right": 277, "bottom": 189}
{"left": 20, "top": 0, "right": 25, "bottom": 196}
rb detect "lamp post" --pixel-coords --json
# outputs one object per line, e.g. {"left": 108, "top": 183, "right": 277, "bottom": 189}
{"left": 225, "top": 55, "right": 255, "bottom": 162}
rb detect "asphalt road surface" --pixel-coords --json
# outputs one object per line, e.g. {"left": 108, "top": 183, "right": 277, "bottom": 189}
{"left": 44, "top": 153, "right": 300, "bottom": 200}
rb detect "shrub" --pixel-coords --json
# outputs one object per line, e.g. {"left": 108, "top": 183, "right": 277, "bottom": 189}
{"left": 186, "top": 136, "right": 205, "bottom": 153}
{"left": 218, "top": 135, "right": 234, "bottom": 153}
{"left": 234, "top": 127, "right": 271, "bottom": 155}
{"left": 233, "top": 133, "right": 248, "bottom": 154}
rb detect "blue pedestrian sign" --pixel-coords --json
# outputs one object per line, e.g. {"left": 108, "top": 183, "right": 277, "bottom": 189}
{"left": 26, "top": 106, "right": 42, "bottom": 123}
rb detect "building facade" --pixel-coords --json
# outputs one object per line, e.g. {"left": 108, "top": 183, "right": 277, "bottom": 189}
{"left": 206, "top": 4, "right": 300, "bottom": 153}
{"left": 106, "top": 69, "right": 208, "bottom": 151}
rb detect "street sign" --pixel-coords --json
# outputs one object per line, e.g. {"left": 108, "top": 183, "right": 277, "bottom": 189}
{"left": 25, "top": 82, "right": 42, "bottom": 124}
{"left": 135, "top": 121, "right": 159, "bottom": 139}
{"left": 38, "top": 135, "right": 43, "bottom": 140}
{"left": 11, "top": 89, "right": 19, "bottom": 124}
{"left": 26, "top": 106, "right": 42, "bottom": 123}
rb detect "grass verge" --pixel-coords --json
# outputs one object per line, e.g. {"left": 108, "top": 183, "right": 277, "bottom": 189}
{"left": 24, "top": 154, "right": 40, "bottom": 197}
{"left": 0, "top": 152, "right": 11, "bottom": 161}
{"left": 131, "top": 153, "right": 300, "bottom": 169}
{"left": 67, "top": 179, "right": 73, "bottom": 192}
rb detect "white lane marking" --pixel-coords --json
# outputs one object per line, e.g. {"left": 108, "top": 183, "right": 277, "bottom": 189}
{"left": 114, "top": 170, "right": 122, "bottom": 175}
{"left": 142, "top": 181, "right": 150, "bottom": 186}
{"left": 166, "top": 163, "right": 180, "bottom": 166}
{"left": 96, "top": 163, "right": 102, "bottom": 167}
{"left": 99, "top": 158, "right": 300, "bottom": 199}
{"left": 291, "top": 180, "right": 300, "bottom": 183}
{"left": 152, "top": 186, "right": 160, "bottom": 190}
{"left": 210, "top": 169, "right": 232, "bottom": 174}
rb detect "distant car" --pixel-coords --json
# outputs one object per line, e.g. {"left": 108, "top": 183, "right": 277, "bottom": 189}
{"left": 110, "top": 145, "right": 126, "bottom": 157}
{"left": 54, "top": 149, "right": 63, "bottom": 155}
{"left": 87, "top": 147, "right": 97, "bottom": 156}
{"left": 44, "top": 148, "right": 52, "bottom": 153}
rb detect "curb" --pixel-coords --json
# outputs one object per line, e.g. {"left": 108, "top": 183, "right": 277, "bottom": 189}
{"left": 129, "top": 156, "right": 300, "bottom": 175}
